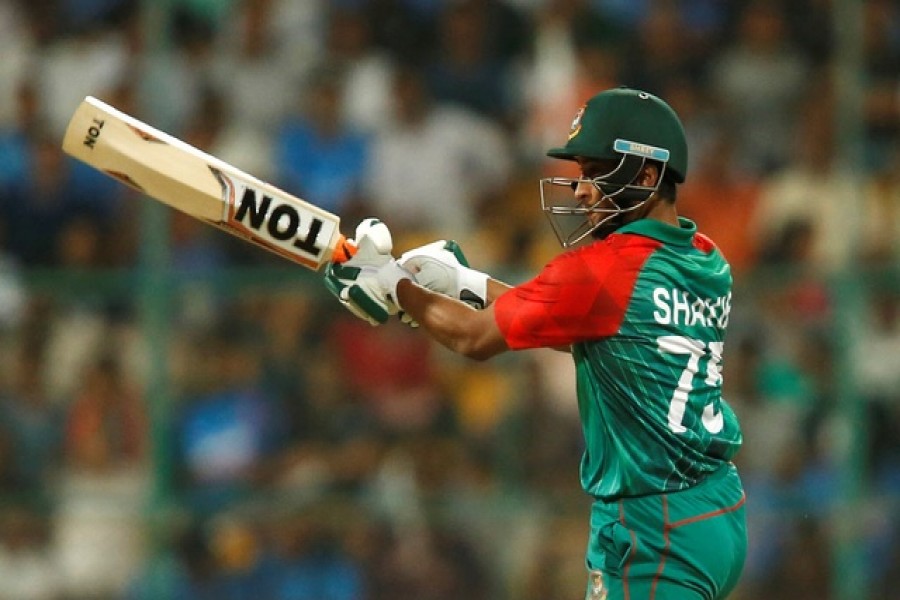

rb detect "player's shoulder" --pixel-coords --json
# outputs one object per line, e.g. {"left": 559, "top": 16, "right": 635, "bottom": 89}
{"left": 549, "top": 233, "right": 660, "bottom": 264}
{"left": 691, "top": 231, "right": 719, "bottom": 254}
{"left": 689, "top": 231, "right": 732, "bottom": 273}
{"left": 538, "top": 235, "right": 659, "bottom": 283}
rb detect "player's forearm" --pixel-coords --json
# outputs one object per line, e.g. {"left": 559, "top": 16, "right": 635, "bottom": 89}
{"left": 396, "top": 279, "right": 509, "bottom": 360}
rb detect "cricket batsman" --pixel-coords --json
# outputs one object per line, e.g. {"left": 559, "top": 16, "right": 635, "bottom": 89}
{"left": 326, "top": 86, "right": 748, "bottom": 599}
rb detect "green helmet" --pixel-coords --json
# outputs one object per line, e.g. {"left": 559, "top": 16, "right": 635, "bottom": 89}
{"left": 547, "top": 87, "right": 688, "bottom": 183}
{"left": 540, "top": 88, "right": 689, "bottom": 248}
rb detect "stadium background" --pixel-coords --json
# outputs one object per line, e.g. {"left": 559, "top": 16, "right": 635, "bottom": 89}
{"left": 0, "top": 0, "right": 898, "bottom": 598}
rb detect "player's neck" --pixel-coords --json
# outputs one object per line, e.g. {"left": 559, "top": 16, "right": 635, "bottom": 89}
{"left": 645, "top": 196, "right": 679, "bottom": 227}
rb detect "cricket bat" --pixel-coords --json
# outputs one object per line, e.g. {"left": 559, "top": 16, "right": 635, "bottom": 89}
{"left": 61, "top": 96, "right": 356, "bottom": 270}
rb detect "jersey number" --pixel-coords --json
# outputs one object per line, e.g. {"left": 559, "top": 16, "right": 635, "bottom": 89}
{"left": 657, "top": 335, "right": 724, "bottom": 434}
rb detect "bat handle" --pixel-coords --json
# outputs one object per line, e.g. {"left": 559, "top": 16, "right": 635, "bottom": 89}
{"left": 331, "top": 234, "right": 357, "bottom": 263}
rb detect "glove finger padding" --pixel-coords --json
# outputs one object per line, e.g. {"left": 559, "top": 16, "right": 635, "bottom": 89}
{"left": 344, "top": 285, "right": 390, "bottom": 324}
{"left": 323, "top": 217, "right": 400, "bottom": 326}
{"left": 354, "top": 218, "right": 393, "bottom": 259}
{"left": 398, "top": 311, "right": 419, "bottom": 328}
{"left": 324, "top": 264, "right": 387, "bottom": 326}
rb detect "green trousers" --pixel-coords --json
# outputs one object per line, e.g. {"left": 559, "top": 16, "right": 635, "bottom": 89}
{"left": 585, "top": 463, "right": 747, "bottom": 600}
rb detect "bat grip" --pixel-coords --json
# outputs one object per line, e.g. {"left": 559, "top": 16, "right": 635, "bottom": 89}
{"left": 331, "top": 234, "right": 357, "bottom": 263}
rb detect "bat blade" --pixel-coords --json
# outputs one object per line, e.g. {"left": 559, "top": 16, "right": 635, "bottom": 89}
{"left": 61, "top": 96, "right": 352, "bottom": 270}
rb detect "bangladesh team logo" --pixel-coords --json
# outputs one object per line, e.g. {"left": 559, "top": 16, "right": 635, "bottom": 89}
{"left": 568, "top": 104, "right": 586, "bottom": 140}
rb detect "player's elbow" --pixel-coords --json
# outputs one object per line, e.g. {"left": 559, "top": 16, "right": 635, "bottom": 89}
{"left": 460, "top": 345, "right": 496, "bottom": 361}
{"left": 453, "top": 328, "right": 508, "bottom": 361}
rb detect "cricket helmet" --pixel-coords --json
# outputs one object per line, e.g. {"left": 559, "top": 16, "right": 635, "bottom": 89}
{"left": 541, "top": 87, "right": 688, "bottom": 247}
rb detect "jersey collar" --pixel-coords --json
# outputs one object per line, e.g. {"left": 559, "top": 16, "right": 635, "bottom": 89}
{"left": 616, "top": 217, "right": 696, "bottom": 247}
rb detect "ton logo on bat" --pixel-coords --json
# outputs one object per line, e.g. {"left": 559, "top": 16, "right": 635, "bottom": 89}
{"left": 83, "top": 118, "right": 105, "bottom": 148}
{"left": 231, "top": 187, "right": 324, "bottom": 258}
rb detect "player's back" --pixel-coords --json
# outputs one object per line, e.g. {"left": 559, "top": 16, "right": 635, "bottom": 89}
{"left": 573, "top": 217, "right": 742, "bottom": 501}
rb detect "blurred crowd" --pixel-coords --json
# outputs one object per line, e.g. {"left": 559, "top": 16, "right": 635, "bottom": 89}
{"left": 0, "top": 0, "right": 898, "bottom": 598}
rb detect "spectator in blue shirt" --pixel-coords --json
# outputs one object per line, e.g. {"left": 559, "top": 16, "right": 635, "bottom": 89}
{"left": 273, "top": 65, "right": 371, "bottom": 219}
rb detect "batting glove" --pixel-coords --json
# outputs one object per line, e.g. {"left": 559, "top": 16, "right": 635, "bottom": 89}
{"left": 324, "top": 218, "right": 412, "bottom": 325}
{"left": 399, "top": 240, "right": 489, "bottom": 309}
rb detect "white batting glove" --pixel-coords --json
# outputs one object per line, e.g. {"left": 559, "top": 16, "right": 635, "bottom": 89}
{"left": 399, "top": 240, "right": 489, "bottom": 309}
{"left": 324, "top": 218, "right": 412, "bottom": 325}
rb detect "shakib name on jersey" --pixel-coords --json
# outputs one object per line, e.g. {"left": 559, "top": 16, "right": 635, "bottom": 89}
{"left": 652, "top": 288, "right": 731, "bottom": 329}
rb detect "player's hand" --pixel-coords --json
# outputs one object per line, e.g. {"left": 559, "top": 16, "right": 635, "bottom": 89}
{"left": 399, "top": 240, "right": 489, "bottom": 309}
{"left": 324, "top": 218, "right": 412, "bottom": 325}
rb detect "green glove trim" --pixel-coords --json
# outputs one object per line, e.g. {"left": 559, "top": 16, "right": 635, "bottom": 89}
{"left": 347, "top": 284, "right": 390, "bottom": 324}
{"left": 328, "top": 263, "right": 362, "bottom": 279}
{"left": 324, "top": 263, "right": 390, "bottom": 325}
{"left": 323, "top": 270, "right": 346, "bottom": 298}
{"left": 443, "top": 240, "right": 470, "bottom": 268}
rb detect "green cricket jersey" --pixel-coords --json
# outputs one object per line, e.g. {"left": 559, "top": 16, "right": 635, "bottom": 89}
{"left": 494, "top": 217, "right": 742, "bottom": 500}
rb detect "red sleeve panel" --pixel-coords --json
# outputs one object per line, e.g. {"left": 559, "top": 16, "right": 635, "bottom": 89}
{"left": 494, "top": 234, "right": 661, "bottom": 349}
